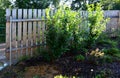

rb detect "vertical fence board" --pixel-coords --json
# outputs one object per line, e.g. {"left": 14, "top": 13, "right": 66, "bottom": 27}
{"left": 118, "top": 11, "right": 120, "bottom": 32}
{"left": 23, "top": 9, "right": 28, "bottom": 55}
{"left": 28, "top": 9, "right": 33, "bottom": 56}
{"left": 42, "top": 9, "right": 46, "bottom": 45}
{"left": 104, "top": 11, "right": 108, "bottom": 32}
{"left": 33, "top": 9, "right": 37, "bottom": 45}
{"left": 6, "top": 9, "right": 11, "bottom": 59}
{"left": 33, "top": 9, "right": 37, "bottom": 55}
{"left": 17, "top": 9, "right": 22, "bottom": 58}
{"left": 12, "top": 9, "right": 17, "bottom": 59}
{"left": 38, "top": 9, "right": 41, "bottom": 45}
{"left": 6, "top": 9, "right": 11, "bottom": 51}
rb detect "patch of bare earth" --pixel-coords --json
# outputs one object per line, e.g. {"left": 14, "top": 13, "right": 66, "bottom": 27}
{"left": 24, "top": 64, "right": 59, "bottom": 78}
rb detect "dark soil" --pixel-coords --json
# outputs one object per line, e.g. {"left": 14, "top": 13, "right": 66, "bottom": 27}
{"left": 55, "top": 57, "right": 120, "bottom": 77}
{"left": 0, "top": 55, "right": 120, "bottom": 78}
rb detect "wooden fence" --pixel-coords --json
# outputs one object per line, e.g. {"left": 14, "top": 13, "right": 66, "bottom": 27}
{"left": 80, "top": 10, "right": 120, "bottom": 36}
{"left": 5, "top": 9, "right": 46, "bottom": 64}
{"left": 5, "top": 9, "right": 120, "bottom": 64}
{"left": 105, "top": 10, "right": 120, "bottom": 36}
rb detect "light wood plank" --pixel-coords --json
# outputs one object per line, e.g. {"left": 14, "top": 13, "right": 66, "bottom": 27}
{"left": 42, "top": 9, "right": 46, "bottom": 45}
{"left": 33, "top": 9, "right": 37, "bottom": 45}
{"left": 17, "top": 9, "right": 22, "bottom": 57}
{"left": 6, "top": 9, "right": 11, "bottom": 50}
{"left": 38, "top": 9, "right": 42, "bottom": 45}
{"left": 119, "top": 11, "right": 120, "bottom": 27}
{"left": 12, "top": 9, "right": 17, "bottom": 59}
{"left": 28, "top": 9, "right": 33, "bottom": 56}
{"left": 32, "top": 9, "right": 37, "bottom": 55}
{"left": 23, "top": 9, "right": 28, "bottom": 55}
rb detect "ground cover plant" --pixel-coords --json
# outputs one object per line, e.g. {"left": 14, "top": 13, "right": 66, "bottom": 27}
{"left": 0, "top": 3, "right": 120, "bottom": 78}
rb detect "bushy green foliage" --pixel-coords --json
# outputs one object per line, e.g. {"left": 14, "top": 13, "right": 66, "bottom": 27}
{"left": 71, "top": 0, "right": 120, "bottom": 10}
{"left": 46, "top": 6, "right": 82, "bottom": 59}
{"left": 45, "top": 3, "right": 108, "bottom": 60}
{"left": 75, "top": 54, "right": 85, "bottom": 61}
{"left": 86, "top": 3, "right": 108, "bottom": 47}
{"left": 103, "top": 48, "right": 120, "bottom": 56}
{"left": 0, "top": 9, "right": 6, "bottom": 43}
{"left": 102, "top": 55, "right": 113, "bottom": 63}
{"left": 98, "top": 47, "right": 120, "bottom": 63}
{"left": 0, "top": 0, "right": 11, "bottom": 9}
{"left": 101, "top": 0, "right": 120, "bottom": 10}
{"left": 15, "top": 0, "right": 60, "bottom": 9}
{"left": 15, "top": 0, "right": 50, "bottom": 9}
{"left": 96, "top": 39, "right": 117, "bottom": 48}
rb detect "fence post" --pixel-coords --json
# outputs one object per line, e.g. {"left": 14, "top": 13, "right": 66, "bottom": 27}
{"left": 10, "top": 16, "right": 12, "bottom": 66}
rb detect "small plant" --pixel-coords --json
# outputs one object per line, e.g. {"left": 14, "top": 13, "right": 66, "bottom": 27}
{"left": 75, "top": 54, "right": 85, "bottom": 61}
{"left": 103, "top": 48, "right": 120, "bottom": 56}
{"left": 54, "top": 75, "right": 75, "bottom": 78}
{"left": 96, "top": 39, "right": 117, "bottom": 48}
{"left": 98, "top": 69, "right": 113, "bottom": 77}
{"left": 95, "top": 74, "right": 104, "bottom": 78}
{"left": 90, "top": 48, "right": 104, "bottom": 57}
{"left": 88, "top": 48, "right": 105, "bottom": 64}
{"left": 18, "top": 55, "right": 30, "bottom": 62}
{"left": 36, "top": 46, "right": 52, "bottom": 61}
{"left": 33, "top": 75, "right": 40, "bottom": 78}
{"left": 102, "top": 55, "right": 113, "bottom": 63}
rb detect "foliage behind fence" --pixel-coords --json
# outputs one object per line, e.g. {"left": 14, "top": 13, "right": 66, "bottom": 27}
{"left": 0, "top": 9, "right": 6, "bottom": 43}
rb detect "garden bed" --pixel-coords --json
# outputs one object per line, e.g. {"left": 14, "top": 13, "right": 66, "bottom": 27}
{"left": 0, "top": 55, "right": 120, "bottom": 78}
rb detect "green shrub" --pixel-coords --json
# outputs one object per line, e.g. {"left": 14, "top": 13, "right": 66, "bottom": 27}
{"left": 103, "top": 48, "right": 119, "bottom": 56}
{"left": 114, "top": 53, "right": 120, "bottom": 58}
{"left": 102, "top": 55, "right": 113, "bottom": 63}
{"left": 86, "top": 3, "right": 108, "bottom": 48}
{"left": 46, "top": 5, "right": 82, "bottom": 60}
{"left": 94, "top": 32, "right": 118, "bottom": 49}
{"left": 45, "top": 3, "right": 108, "bottom": 60}
{"left": 96, "top": 39, "right": 117, "bottom": 48}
